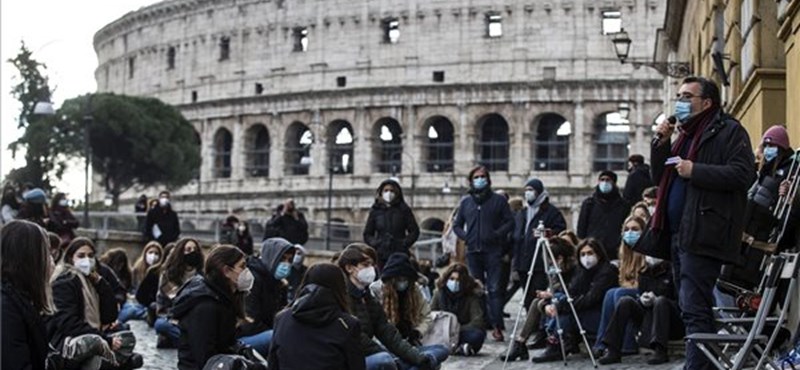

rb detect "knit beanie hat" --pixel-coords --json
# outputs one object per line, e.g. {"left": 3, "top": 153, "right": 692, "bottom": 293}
{"left": 22, "top": 188, "right": 47, "bottom": 204}
{"left": 762, "top": 125, "right": 790, "bottom": 150}
{"left": 524, "top": 178, "right": 544, "bottom": 194}
{"left": 380, "top": 253, "right": 418, "bottom": 281}
{"left": 598, "top": 170, "right": 618, "bottom": 183}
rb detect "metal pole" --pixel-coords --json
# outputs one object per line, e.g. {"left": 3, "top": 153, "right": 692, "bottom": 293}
{"left": 325, "top": 154, "right": 333, "bottom": 250}
{"left": 83, "top": 115, "right": 92, "bottom": 227}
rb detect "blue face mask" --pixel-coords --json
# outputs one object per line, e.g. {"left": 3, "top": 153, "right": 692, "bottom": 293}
{"left": 446, "top": 280, "right": 460, "bottom": 293}
{"left": 674, "top": 100, "right": 692, "bottom": 122}
{"left": 274, "top": 262, "right": 291, "bottom": 280}
{"left": 622, "top": 230, "right": 641, "bottom": 246}
{"left": 763, "top": 146, "right": 779, "bottom": 162}
{"left": 395, "top": 280, "right": 409, "bottom": 292}
{"left": 472, "top": 177, "right": 488, "bottom": 190}
{"left": 598, "top": 181, "right": 613, "bottom": 194}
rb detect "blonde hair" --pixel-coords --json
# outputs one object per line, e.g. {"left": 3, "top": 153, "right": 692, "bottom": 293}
{"left": 132, "top": 241, "right": 164, "bottom": 287}
{"left": 618, "top": 216, "right": 646, "bottom": 288}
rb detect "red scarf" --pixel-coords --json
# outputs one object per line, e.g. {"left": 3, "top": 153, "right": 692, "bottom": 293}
{"left": 651, "top": 107, "right": 720, "bottom": 231}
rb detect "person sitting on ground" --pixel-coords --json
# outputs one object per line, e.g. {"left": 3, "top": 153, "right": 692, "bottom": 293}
{"left": 154, "top": 238, "right": 204, "bottom": 348}
{"left": 100, "top": 249, "right": 133, "bottom": 293}
{"left": 286, "top": 245, "right": 308, "bottom": 302}
{"left": 630, "top": 201, "right": 651, "bottom": 223}
{"left": 119, "top": 242, "right": 163, "bottom": 323}
{"left": 268, "top": 263, "right": 365, "bottom": 370}
{"left": 369, "top": 253, "right": 432, "bottom": 346}
{"left": 430, "top": 263, "right": 486, "bottom": 356}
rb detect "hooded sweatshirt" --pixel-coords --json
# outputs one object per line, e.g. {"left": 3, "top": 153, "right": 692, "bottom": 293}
{"left": 363, "top": 179, "right": 420, "bottom": 265}
{"left": 245, "top": 238, "right": 294, "bottom": 329}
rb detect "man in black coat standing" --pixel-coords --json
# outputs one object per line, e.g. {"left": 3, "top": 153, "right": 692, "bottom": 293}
{"left": 363, "top": 178, "right": 420, "bottom": 270}
{"left": 263, "top": 198, "right": 309, "bottom": 245}
{"left": 577, "top": 171, "right": 629, "bottom": 260}
{"left": 623, "top": 154, "right": 654, "bottom": 204}
{"left": 649, "top": 76, "right": 754, "bottom": 370}
{"left": 144, "top": 191, "right": 180, "bottom": 246}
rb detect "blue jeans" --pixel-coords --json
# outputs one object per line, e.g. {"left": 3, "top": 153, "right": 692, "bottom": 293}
{"left": 397, "top": 344, "right": 450, "bottom": 370}
{"left": 466, "top": 250, "right": 504, "bottom": 329}
{"left": 238, "top": 330, "right": 272, "bottom": 357}
{"left": 547, "top": 307, "right": 602, "bottom": 339}
{"left": 118, "top": 302, "right": 147, "bottom": 323}
{"left": 459, "top": 328, "right": 486, "bottom": 353}
{"left": 594, "top": 287, "right": 639, "bottom": 353}
{"left": 365, "top": 352, "right": 397, "bottom": 370}
{"left": 154, "top": 317, "right": 180, "bottom": 347}
{"left": 672, "top": 234, "right": 723, "bottom": 370}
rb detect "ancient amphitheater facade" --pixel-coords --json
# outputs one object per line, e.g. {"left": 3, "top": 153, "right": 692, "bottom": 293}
{"left": 94, "top": 0, "right": 667, "bottom": 231}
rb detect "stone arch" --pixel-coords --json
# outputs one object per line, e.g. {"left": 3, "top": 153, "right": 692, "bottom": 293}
{"left": 532, "top": 113, "right": 571, "bottom": 171}
{"left": 420, "top": 218, "right": 445, "bottom": 232}
{"left": 212, "top": 127, "right": 233, "bottom": 178}
{"left": 421, "top": 115, "right": 454, "bottom": 173}
{"left": 285, "top": 121, "right": 313, "bottom": 175}
{"left": 593, "top": 111, "right": 630, "bottom": 171}
{"left": 372, "top": 117, "right": 403, "bottom": 174}
{"left": 192, "top": 129, "right": 202, "bottom": 179}
{"left": 476, "top": 113, "right": 510, "bottom": 171}
{"left": 244, "top": 124, "right": 270, "bottom": 177}
{"left": 327, "top": 120, "right": 354, "bottom": 175}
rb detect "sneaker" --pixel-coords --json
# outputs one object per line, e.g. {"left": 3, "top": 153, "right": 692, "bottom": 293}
{"left": 125, "top": 353, "right": 144, "bottom": 369}
{"left": 498, "top": 340, "right": 528, "bottom": 361}
{"left": 647, "top": 348, "right": 669, "bottom": 365}
{"left": 530, "top": 344, "right": 564, "bottom": 363}
{"left": 598, "top": 351, "right": 622, "bottom": 365}
{"left": 156, "top": 334, "right": 173, "bottom": 349}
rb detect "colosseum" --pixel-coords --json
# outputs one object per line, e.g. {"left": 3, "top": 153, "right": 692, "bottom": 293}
{"left": 93, "top": 0, "right": 668, "bottom": 241}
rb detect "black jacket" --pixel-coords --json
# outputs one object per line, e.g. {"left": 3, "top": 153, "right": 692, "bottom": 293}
{"left": 47, "top": 268, "right": 119, "bottom": 348}
{"left": 145, "top": 205, "right": 181, "bottom": 245}
{"left": 430, "top": 288, "right": 484, "bottom": 331}
{"left": 577, "top": 190, "right": 630, "bottom": 260}
{"left": 651, "top": 112, "right": 755, "bottom": 263}
{"left": 623, "top": 164, "right": 654, "bottom": 204}
{"left": 453, "top": 189, "right": 515, "bottom": 254}
{"left": 638, "top": 262, "right": 675, "bottom": 300}
{"left": 221, "top": 225, "right": 254, "bottom": 256}
{"left": 268, "top": 284, "right": 365, "bottom": 370}
{"left": 512, "top": 200, "right": 567, "bottom": 272}
{"left": 245, "top": 239, "right": 293, "bottom": 330}
{"left": 173, "top": 275, "right": 238, "bottom": 370}
{"left": 556, "top": 261, "right": 618, "bottom": 313}
{"left": 2, "top": 282, "right": 48, "bottom": 370}
{"left": 135, "top": 267, "right": 160, "bottom": 307}
{"left": 744, "top": 154, "right": 799, "bottom": 248}
{"left": 263, "top": 212, "right": 309, "bottom": 245}
{"left": 363, "top": 179, "right": 420, "bottom": 265}
{"left": 47, "top": 206, "right": 79, "bottom": 244}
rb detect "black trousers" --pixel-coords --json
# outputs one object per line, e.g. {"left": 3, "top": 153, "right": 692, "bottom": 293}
{"left": 602, "top": 296, "right": 684, "bottom": 353}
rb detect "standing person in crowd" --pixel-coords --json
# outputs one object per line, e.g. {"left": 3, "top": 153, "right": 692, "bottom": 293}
{"left": 500, "top": 237, "right": 576, "bottom": 362}
{"left": 286, "top": 245, "right": 308, "bottom": 302}
{"left": 439, "top": 206, "right": 465, "bottom": 265}
{"left": 221, "top": 215, "right": 255, "bottom": 256}
{"left": 120, "top": 242, "right": 163, "bottom": 323}
{"left": 593, "top": 216, "right": 647, "bottom": 357}
{"left": 496, "top": 190, "right": 517, "bottom": 317}
{"left": 648, "top": 76, "right": 754, "bottom": 370}
{"left": 338, "top": 243, "right": 445, "bottom": 370}
{"left": 48, "top": 237, "right": 142, "bottom": 370}
{"left": 145, "top": 191, "right": 181, "bottom": 246}
{"left": 134, "top": 195, "right": 148, "bottom": 235}
{"left": 452, "top": 166, "right": 515, "bottom": 342}
{"left": 268, "top": 263, "right": 365, "bottom": 370}
{"left": 368, "top": 253, "right": 432, "bottom": 345}
{"left": 18, "top": 188, "right": 49, "bottom": 228}
{"left": 577, "top": 171, "right": 629, "bottom": 260}
{"left": 2, "top": 220, "right": 55, "bottom": 370}
{"left": 101, "top": 248, "right": 133, "bottom": 293}
{"left": 431, "top": 263, "right": 486, "bottom": 356}
{"left": 363, "top": 179, "right": 420, "bottom": 270}
{"left": 1, "top": 184, "right": 21, "bottom": 224}
{"left": 154, "top": 238, "right": 204, "bottom": 348}
{"left": 512, "top": 178, "right": 567, "bottom": 310}
{"left": 48, "top": 192, "right": 79, "bottom": 247}
{"left": 623, "top": 154, "right": 654, "bottom": 205}
{"left": 263, "top": 198, "right": 309, "bottom": 245}
{"left": 532, "top": 238, "right": 619, "bottom": 363}
{"left": 172, "top": 245, "right": 265, "bottom": 370}
{"left": 598, "top": 255, "right": 680, "bottom": 365}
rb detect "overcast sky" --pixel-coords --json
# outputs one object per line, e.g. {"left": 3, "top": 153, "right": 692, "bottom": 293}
{"left": 1, "top": 0, "right": 160, "bottom": 197}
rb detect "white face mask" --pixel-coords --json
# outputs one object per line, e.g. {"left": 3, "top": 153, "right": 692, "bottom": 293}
{"left": 159, "top": 197, "right": 169, "bottom": 207}
{"left": 356, "top": 266, "right": 376, "bottom": 285}
{"left": 58, "top": 199, "right": 69, "bottom": 207}
{"left": 524, "top": 190, "right": 537, "bottom": 203}
{"left": 75, "top": 257, "right": 95, "bottom": 276}
{"left": 382, "top": 191, "right": 395, "bottom": 203}
{"left": 580, "top": 255, "right": 598, "bottom": 270}
{"left": 146, "top": 252, "right": 160, "bottom": 266}
{"left": 236, "top": 268, "right": 255, "bottom": 292}
{"left": 238, "top": 224, "right": 246, "bottom": 233}
{"left": 648, "top": 206, "right": 656, "bottom": 216}
{"left": 645, "top": 256, "right": 663, "bottom": 266}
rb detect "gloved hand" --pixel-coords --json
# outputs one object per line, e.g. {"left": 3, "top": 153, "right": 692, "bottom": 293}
{"left": 639, "top": 291, "right": 656, "bottom": 307}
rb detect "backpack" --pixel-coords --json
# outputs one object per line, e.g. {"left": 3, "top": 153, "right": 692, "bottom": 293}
{"left": 421, "top": 311, "right": 461, "bottom": 351}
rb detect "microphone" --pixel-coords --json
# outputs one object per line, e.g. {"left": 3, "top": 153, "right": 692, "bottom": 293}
{"left": 652, "top": 116, "right": 677, "bottom": 146}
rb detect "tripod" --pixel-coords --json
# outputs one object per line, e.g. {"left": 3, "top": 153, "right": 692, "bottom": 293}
{"left": 502, "top": 221, "right": 598, "bottom": 369}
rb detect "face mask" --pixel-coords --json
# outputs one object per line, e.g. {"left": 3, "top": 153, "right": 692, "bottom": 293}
{"left": 472, "top": 177, "right": 488, "bottom": 190}
{"left": 58, "top": 199, "right": 69, "bottom": 207}
{"left": 159, "top": 198, "right": 169, "bottom": 207}
{"left": 645, "top": 256, "right": 663, "bottom": 266}
{"left": 395, "top": 280, "right": 409, "bottom": 292}
{"left": 382, "top": 191, "right": 395, "bottom": 203}
{"left": 598, "top": 181, "right": 613, "bottom": 194}
{"left": 146, "top": 252, "right": 160, "bottom": 265}
{"left": 648, "top": 206, "right": 656, "bottom": 216}
{"left": 356, "top": 266, "right": 376, "bottom": 285}
{"left": 580, "top": 255, "right": 598, "bottom": 270}
{"left": 185, "top": 251, "right": 203, "bottom": 268}
{"left": 524, "top": 190, "right": 537, "bottom": 204}
{"left": 238, "top": 224, "right": 246, "bottom": 233}
{"left": 75, "top": 257, "right": 95, "bottom": 276}
{"left": 763, "top": 146, "right": 779, "bottom": 162}
{"left": 674, "top": 100, "right": 692, "bottom": 122}
{"left": 446, "top": 279, "right": 460, "bottom": 293}
{"left": 622, "top": 230, "right": 641, "bottom": 246}
{"left": 274, "top": 262, "right": 291, "bottom": 280}
{"left": 237, "top": 268, "right": 255, "bottom": 292}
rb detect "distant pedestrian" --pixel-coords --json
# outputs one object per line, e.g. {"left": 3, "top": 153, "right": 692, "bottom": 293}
{"left": 363, "top": 179, "right": 420, "bottom": 270}
{"left": 263, "top": 199, "right": 309, "bottom": 245}
{"left": 577, "top": 171, "right": 630, "bottom": 260}
{"left": 135, "top": 195, "right": 148, "bottom": 234}
{"left": 144, "top": 191, "right": 181, "bottom": 246}
{"left": 1, "top": 185, "right": 20, "bottom": 224}
{"left": 623, "top": 154, "right": 654, "bottom": 205}
{"left": 18, "top": 188, "right": 49, "bottom": 228}
{"left": 221, "top": 215, "right": 255, "bottom": 256}
{"left": 48, "top": 193, "right": 79, "bottom": 248}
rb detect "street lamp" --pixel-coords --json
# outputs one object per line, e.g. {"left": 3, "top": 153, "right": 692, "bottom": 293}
{"left": 82, "top": 95, "right": 94, "bottom": 227}
{"left": 325, "top": 152, "right": 341, "bottom": 251}
{"left": 618, "top": 102, "right": 631, "bottom": 121}
{"left": 611, "top": 29, "right": 691, "bottom": 78}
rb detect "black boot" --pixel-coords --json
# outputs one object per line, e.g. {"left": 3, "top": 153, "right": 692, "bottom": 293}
{"left": 531, "top": 342, "right": 564, "bottom": 363}
{"left": 647, "top": 345, "right": 669, "bottom": 365}
{"left": 498, "top": 340, "right": 528, "bottom": 361}
{"left": 527, "top": 331, "right": 547, "bottom": 349}
{"left": 598, "top": 349, "right": 622, "bottom": 365}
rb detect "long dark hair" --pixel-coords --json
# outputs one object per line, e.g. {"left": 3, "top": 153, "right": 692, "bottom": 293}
{"left": 436, "top": 263, "right": 478, "bottom": 295}
{"left": 62, "top": 237, "right": 97, "bottom": 265}
{"left": 576, "top": 238, "right": 608, "bottom": 264}
{"left": 204, "top": 245, "right": 246, "bottom": 319}
{"left": 162, "top": 237, "right": 202, "bottom": 286}
{"left": 1, "top": 220, "right": 54, "bottom": 314}
{"left": 336, "top": 243, "right": 377, "bottom": 274}
{"left": 299, "top": 263, "right": 350, "bottom": 313}
{"left": 100, "top": 248, "right": 132, "bottom": 290}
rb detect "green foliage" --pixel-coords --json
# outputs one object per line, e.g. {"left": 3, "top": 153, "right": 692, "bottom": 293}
{"left": 7, "top": 41, "right": 51, "bottom": 129}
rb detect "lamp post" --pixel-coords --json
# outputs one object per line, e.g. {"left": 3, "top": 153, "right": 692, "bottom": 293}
{"left": 618, "top": 102, "right": 631, "bottom": 121}
{"left": 611, "top": 29, "right": 691, "bottom": 78}
{"left": 82, "top": 94, "right": 94, "bottom": 227}
{"left": 325, "top": 152, "right": 340, "bottom": 251}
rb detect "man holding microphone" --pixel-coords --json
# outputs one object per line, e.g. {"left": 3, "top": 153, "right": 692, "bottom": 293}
{"left": 649, "top": 76, "right": 755, "bottom": 370}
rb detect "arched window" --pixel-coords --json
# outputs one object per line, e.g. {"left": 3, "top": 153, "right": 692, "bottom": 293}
{"left": 593, "top": 112, "right": 630, "bottom": 171}
{"left": 328, "top": 120, "right": 354, "bottom": 175}
{"left": 422, "top": 116, "right": 454, "bottom": 172}
{"left": 533, "top": 113, "right": 571, "bottom": 171}
{"left": 477, "top": 114, "right": 509, "bottom": 171}
{"left": 374, "top": 118, "right": 403, "bottom": 174}
{"left": 192, "top": 130, "right": 202, "bottom": 179}
{"left": 285, "top": 122, "right": 313, "bottom": 175}
{"left": 213, "top": 128, "right": 233, "bottom": 178}
{"left": 245, "top": 124, "right": 270, "bottom": 177}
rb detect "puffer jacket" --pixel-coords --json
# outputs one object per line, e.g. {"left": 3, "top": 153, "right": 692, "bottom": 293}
{"left": 363, "top": 179, "right": 420, "bottom": 265}
{"left": 2, "top": 282, "right": 48, "bottom": 370}
{"left": 245, "top": 238, "right": 293, "bottom": 330}
{"left": 556, "top": 261, "right": 618, "bottom": 313}
{"left": 512, "top": 200, "right": 567, "bottom": 272}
